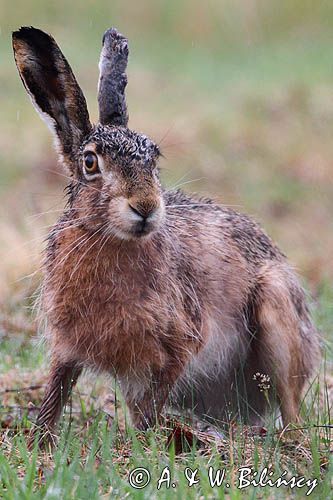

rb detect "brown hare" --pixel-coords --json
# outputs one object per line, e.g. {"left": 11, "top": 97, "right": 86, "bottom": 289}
{"left": 12, "top": 26, "right": 320, "bottom": 445}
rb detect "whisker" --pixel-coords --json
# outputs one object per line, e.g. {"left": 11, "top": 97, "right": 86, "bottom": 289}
{"left": 157, "top": 124, "right": 175, "bottom": 147}
{"left": 167, "top": 177, "right": 206, "bottom": 191}
{"left": 7, "top": 217, "right": 99, "bottom": 254}
{"left": 68, "top": 224, "right": 107, "bottom": 281}
{"left": 47, "top": 232, "right": 94, "bottom": 278}
{"left": 166, "top": 203, "right": 236, "bottom": 209}
{"left": 44, "top": 169, "right": 104, "bottom": 195}
{"left": 164, "top": 170, "right": 195, "bottom": 191}
{"left": 28, "top": 206, "right": 92, "bottom": 221}
{"left": 36, "top": 215, "right": 98, "bottom": 232}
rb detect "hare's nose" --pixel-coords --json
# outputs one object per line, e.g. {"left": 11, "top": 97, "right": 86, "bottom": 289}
{"left": 128, "top": 202, "right": 158, "bottom": 221}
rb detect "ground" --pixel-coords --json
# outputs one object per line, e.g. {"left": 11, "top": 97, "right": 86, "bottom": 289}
{"left": 0, "top": 1, "right": 332, "bottom": 498}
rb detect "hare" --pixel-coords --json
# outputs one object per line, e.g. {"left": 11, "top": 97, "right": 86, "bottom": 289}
{"left": 13, "top": 26, "right": 320, "bottom": 444}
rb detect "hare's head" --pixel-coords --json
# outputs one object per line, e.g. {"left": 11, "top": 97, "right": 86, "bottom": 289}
{"left": 12, "top": 27, "right": 164, "bottom": 240}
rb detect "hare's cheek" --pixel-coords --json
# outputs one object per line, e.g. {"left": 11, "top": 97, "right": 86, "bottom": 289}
{"left": 106, "top": 197, "right": 134, "bottom": 239}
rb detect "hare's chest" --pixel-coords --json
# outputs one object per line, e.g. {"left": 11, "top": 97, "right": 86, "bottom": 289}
{"left": 45, "top": 255, "right": 163, "bottom": 328}
{"left": 44, "top": 246, "right": 172, "bottom": 371}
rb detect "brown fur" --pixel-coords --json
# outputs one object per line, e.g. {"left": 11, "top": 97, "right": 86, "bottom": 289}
{"left": 12, "top": 27, "right": 320, "bottom": 447}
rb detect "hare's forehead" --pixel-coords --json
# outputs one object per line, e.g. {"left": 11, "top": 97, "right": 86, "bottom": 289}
{"left": 82, "top": 125, "right": 160, "bottom": 164}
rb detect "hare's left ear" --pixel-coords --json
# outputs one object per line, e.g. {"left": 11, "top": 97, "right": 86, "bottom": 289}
{"left": 98, "top": 28, "right": 129, "bottom": 127}
{"left": 12, "top": 27, "right": 91, "bottom": 169}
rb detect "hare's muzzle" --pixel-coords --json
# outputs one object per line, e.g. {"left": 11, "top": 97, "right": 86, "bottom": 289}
{"left": 109, "top": 195, "right": 165, "bottom": 240}
{"left": 127, "top": 199, "right": 164, "bottom": 237}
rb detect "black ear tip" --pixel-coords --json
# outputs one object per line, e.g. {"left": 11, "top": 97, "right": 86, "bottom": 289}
{"left": 12, "top": 26, "right": 52, "bottom": 46}
{"left": 13, "top": 26, "right": 38, "bottom": 38}
{"left": 12, "top": 26, "right": 31, "bottom": 42}
{"left": 102, "top": 27, "right": 128, "bottom": 47}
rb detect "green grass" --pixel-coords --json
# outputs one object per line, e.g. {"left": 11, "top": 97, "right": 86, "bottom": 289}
{"left": 1, "top": 425, "right": 330, "bottom": 498}
{"left": 0, "top": 398, "right": 332, "bottom": 498}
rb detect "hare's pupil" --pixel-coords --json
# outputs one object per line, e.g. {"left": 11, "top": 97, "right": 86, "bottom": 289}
{"left": 84, "top": 153, "right": 98, "bottom": 172}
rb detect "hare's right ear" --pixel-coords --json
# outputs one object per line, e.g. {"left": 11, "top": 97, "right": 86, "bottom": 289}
{"left": 12, "top": 27, "right": 91, "bottom": 171}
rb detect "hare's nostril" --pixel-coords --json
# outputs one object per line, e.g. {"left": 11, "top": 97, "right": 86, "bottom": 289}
{"left": 128, "top": 203, "right": 144, "bottom": 219}
{"left": 128, "top": 203, "right": 158, "bottom": 221}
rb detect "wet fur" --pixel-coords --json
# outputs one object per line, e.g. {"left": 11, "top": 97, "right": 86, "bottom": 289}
{"left": 44, "top": 188, "right": 319, "bottom": 426}
{"left": 12, "top": 27, "right": 320, "bottom": 445}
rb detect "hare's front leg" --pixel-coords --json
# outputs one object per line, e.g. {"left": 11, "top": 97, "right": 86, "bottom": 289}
{"left": 29, "top": 361, "right": 81, "bottom": 448}
{"left": 125, "top": 364, "right": 182, "bottom": 431}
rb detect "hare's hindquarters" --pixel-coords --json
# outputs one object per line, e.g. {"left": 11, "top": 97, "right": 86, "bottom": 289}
{"left": 176, "top": 261, "right": 319, "bottom": 428}
{"left": 252, "top": 262, "right": 320, "bottom": 426}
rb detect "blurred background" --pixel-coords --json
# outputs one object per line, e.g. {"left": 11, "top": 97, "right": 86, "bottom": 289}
{"left": 0, "top": 1, "right": 332, "bottom": 369}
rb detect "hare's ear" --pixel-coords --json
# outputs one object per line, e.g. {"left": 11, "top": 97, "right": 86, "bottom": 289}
{"left": 12, "top": 27, "right": 91, "bottom": 169}
{"left": 98, "top": 28, "right": 129, "bottom": 127}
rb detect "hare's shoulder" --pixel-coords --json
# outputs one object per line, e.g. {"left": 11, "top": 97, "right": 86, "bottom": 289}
{"left": 164, "top": 189, "right": 284, "bottom": 264}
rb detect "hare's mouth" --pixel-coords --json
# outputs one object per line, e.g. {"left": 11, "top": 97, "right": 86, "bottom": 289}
{"left": 130, "top": 217, "right": 159, "bottom": 238}
{"left": 110, "top": 218, "right": 162, "bottom": 241}
{"left": 126, "top": 209, "right": 164, "bottom": 239}
{"left": 109, "top": 198, "right": 165, "bottom": 241}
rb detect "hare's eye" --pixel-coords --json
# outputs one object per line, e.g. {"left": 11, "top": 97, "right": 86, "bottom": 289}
{"left": 83, "top": 152, "right": 100, "bottom": 176}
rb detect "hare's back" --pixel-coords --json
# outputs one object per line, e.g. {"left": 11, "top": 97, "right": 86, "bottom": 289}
{"left": 164, "top": 189, "right": 284, "bottom": 267}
